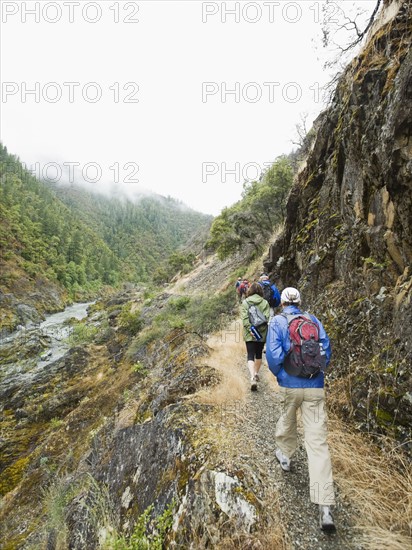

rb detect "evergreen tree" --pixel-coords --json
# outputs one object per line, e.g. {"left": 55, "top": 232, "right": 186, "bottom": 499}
{"left": 207, "top": 156, "right": 293, "bottom": 259}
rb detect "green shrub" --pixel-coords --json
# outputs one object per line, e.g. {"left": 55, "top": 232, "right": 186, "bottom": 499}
{"left": 131, "top": 362, "right": 148, "bottom": 376}
{"left": 168, "top": 296, "right": 191, "bottom": 312}
{"left": 169, "top": 317, "right": 186, "bottom": 330}
{"left": 153, "top": 252, "right": 196, "bottom": 284}
{"left": 107, "top": 501, "right": 174, "bottom": 550}
{"left": 50, "top": 417, "right": 63, "bottom": 429}
{"left": 143, "top": 289, "right": 156, "bottom": 301}
{"left": 68, "top": 323, "right": 99, "bottom": 345}
{"left": 153, "top": 267, "right": 169, "bottom": 285}
{"left": 126, "top": 324, "right": 165, "bottom": 359}
{"left": 118, "top": 304, "right": 144, "bottom": 335}
{"left": 185, "top": 287, "right": 237, "bottom": 335}
{"left": 126, "top": 287, "right": 236, "bottom": 358}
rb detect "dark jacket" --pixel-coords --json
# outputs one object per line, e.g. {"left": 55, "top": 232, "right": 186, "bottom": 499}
{"left": 259, "top": 280, "right": 281, "bottom": 307}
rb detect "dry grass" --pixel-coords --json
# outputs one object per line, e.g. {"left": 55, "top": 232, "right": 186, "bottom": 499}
{"left": 169, "top": 258, "right": 211, "bottom": 295}
{"left": 188, "top": 322, "right": 289, "bottom": 550}
{"left": 265, "top": 366, "right": 280, "bottom": 393}
{"left": 329, "top": 416, "right": 412, "bottom": 549}
{"left": 195, "top": 313, "right": 280, "bottom": 407}
{"left": 195, "top": 325, "right": 248, "bottom": 406}
{"left": 112, "top": 398, "right": 141, "bottom": 435}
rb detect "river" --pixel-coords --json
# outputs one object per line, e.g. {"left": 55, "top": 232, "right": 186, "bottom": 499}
{"left": 0, "top": 301, "right": 94, "bottom": 383}
{"left": 37, "top": 301, "right": 95, "bottom": 363}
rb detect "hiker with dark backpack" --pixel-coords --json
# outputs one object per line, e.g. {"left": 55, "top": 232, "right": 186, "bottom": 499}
{"left": 238, "top": 279, "right": 249, "bottom": 302}
{"left": 235, "top": 277, "right": 243, "bottom": 303}
{"left": 266, "top": 287, "right": 336, "bottom": 532}
{"left": 241, "top": 282, "right": 270, "bottom": 391}
{"left": 258, "top": 274, "right": 281, "bottom": 315}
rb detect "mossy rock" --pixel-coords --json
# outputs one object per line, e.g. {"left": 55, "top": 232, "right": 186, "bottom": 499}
{"left": 375, "top": 409, "right": 393, "bottom": 424}
{"left": 0, "top": 455, "right": 31, "bottom": 496}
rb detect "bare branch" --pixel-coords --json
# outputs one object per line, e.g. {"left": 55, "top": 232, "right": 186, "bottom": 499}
{"left": 341, "top": 0, "right": 383, "bottom": 51}
{"left": 291, "top": 113, "right": 309, "bottom": 149}
{"left": 322, "top": 0, "right": 383, "bottom": 58}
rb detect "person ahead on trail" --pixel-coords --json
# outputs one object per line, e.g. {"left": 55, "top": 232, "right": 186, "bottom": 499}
{"left": 235, "top": 277, "right": 242, "bottom": 302}
{"left": 238, "top": 279, "right": 249, "bottom": 302}
{"left": 241, "top": 282, "right": 270, "bottom": 391}
{"left": 258, "top": 273, "right": 281, "bottom": 315}
{"left": 266, "top": 287, "right": 336, "bottom": 532}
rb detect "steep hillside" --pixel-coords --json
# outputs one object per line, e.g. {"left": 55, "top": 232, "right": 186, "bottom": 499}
{"left": 264, "top": 1, "right": 411, "bottom": 447}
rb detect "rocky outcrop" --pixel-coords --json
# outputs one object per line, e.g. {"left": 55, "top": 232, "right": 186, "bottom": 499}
{"left": 0, "top": 289, "right": 262, "bottom": 548}
{"left": 0, "top": 275, "right": 67, "bottom": 333}
{"left": 264, "top": 2, "right": 411, "bottom": 448}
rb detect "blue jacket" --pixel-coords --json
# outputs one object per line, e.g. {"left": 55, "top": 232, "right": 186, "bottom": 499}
{"left": 259, "top": 281, "right": 281, "bottom": 307}
{"left": 266, "top": 305, "right": 331, "bottom": 388}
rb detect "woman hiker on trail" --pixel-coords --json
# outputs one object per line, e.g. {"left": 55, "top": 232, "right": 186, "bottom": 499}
{"left": 241, "top": 282, "right": 270, "bottom": 391}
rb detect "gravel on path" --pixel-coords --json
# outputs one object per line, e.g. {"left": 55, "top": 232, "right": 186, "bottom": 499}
{"left": 220, "top": 349, "right": 365, "bottom": 550}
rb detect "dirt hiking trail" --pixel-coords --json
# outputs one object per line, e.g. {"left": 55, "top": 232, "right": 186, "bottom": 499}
{"left": 197, "top": 329, "right": 362, "bottom": 550}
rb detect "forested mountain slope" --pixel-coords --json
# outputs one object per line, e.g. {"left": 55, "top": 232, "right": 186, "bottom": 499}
{"left": 0, "top": 145, "right": 119, "bottom": 330}
{"left": 264, "top": 1, "right": 412, "bottom": 446}
{"left": 49, "top": 184, "right": 212, "bottom": 283}
{"left": 207, "top": 155, "right": 294, "bottom": 260}
{"left": 0, "top": 145, "right": 211, "bottom": 332}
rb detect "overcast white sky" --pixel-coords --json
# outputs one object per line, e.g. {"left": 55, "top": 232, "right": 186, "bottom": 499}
{"left": 0, "top": 0, "right": 376, "bottom": 215}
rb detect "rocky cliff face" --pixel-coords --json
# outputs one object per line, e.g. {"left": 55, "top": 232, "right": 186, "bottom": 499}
{"left": 264, "top": 1, "right": 411, "bottom": 447}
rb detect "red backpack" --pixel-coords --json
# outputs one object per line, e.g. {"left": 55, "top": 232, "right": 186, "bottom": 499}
{"left": 282, "top": 313, "right": 326, "bottom": 378}
{"left": 239, "top": 281, "right": 249, "bottom": 295}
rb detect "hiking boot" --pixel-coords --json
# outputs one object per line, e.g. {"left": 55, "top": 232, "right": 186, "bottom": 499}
{"left": 275, "top": 449, "right": 290, "bottom": 471}
{"left": 319, "top": 505, "right": 336, "bottom": 532}
{"left": 254, "top": 373, "right": 260, "bottom": 382}
{"left": 250, "top": 378, "right": 257, "bottom": 391}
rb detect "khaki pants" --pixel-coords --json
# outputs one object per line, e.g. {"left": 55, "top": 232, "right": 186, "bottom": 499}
{"left": 276, "top": 387, "right": 335, "bottom": 505}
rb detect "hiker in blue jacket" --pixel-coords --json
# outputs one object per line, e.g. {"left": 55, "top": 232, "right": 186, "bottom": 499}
{"left": 258, "top": 273, "right": 281, "bottom": 315}
{"left": 266, "top": 287, "right": 336, "bottom": 532}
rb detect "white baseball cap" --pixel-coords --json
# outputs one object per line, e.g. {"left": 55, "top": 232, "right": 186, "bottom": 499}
{"left": 281, "top": 287, "right": 301, "bottom": 304}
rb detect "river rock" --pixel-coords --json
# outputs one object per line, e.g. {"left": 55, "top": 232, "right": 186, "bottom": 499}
{"left": 16, "top": 304, "right": 42, "bottom": 325}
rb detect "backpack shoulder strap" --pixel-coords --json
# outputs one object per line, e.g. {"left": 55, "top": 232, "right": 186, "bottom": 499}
{"left": 281, "top": 312, "right": 302, "bottom": 325}
{"left": 281, "top": 312, "right": 313, "bottom": 322}
{"left": 301, "top": 312, "right": 320, "bottom": 326}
